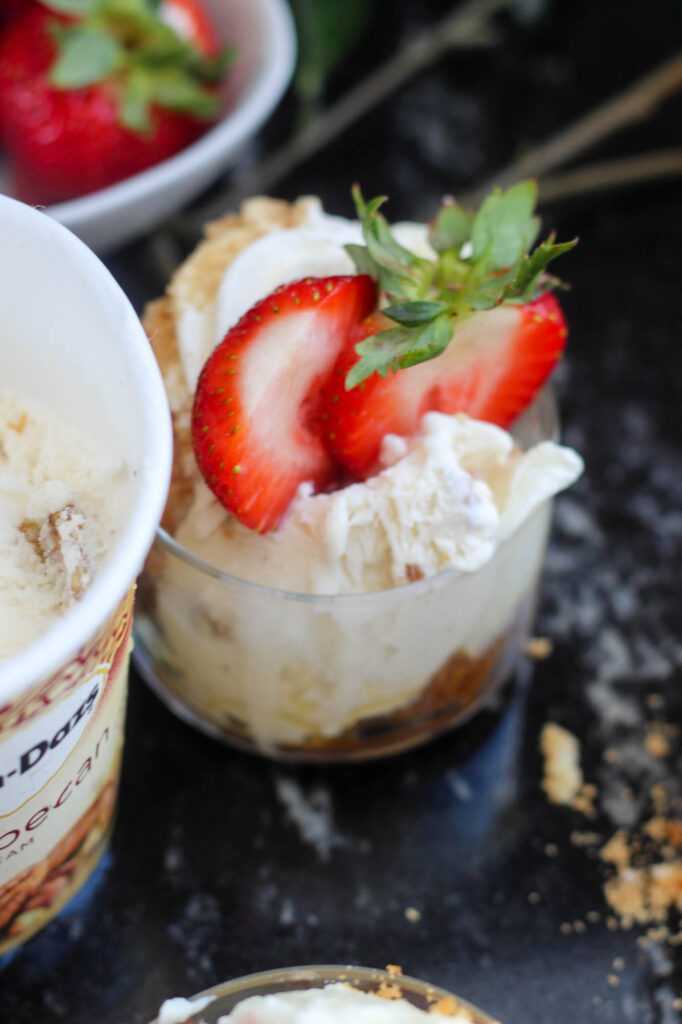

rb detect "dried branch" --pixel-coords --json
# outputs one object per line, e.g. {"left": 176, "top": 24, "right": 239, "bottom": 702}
{"left": 460, "top": 52, "right": 682, "bottom": 207}
{"left": 537, "top": 148, "right": 682, "bottom": 204}
{"left": 185, "top": 0, "right": 511, "bottom": 228}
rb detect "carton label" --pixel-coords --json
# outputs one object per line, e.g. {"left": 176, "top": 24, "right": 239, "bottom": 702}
{"left": 0, "top": 669, "right": 106, "bottom": 816}
{"left": 0, "top": 588, "right": 134, "bottom": 953}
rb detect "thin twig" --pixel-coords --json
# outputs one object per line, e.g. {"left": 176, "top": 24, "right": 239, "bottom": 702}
{"left": 537, "top": 148, "right": 682, "bottom": 204}
{"left": 185, "top": 0, "right": 512, "bottom": 228}
{"left": 459, "top": 52, "right": 682, "bottom": 206}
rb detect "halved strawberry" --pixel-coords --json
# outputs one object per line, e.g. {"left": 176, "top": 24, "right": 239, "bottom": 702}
{"left": 322, "top": 291, "right": 567, "bottom": 477}
{"left": 192, "top": 275, "right": 377, "bottom": 532}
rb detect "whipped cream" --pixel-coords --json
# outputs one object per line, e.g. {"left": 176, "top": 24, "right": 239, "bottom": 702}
{"left": 0, "top": 391, "right": 126, "bottom": 659}
{"left": 174, "top": 198, "right": 434, "bottom": 391}
{"left": 176, "top": 412, "right": 582, "bottom": 595}
{"left": 159, "top": 985, "right": 473, "bottom": 1024}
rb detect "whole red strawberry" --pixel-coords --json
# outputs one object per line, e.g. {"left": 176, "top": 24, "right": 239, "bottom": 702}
{"left": 0, "top": 0, "right": 233, "bottom": 204}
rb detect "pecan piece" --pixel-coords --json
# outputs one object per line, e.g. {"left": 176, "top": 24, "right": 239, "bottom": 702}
{"left": 0, "top": 861, "right": 48, "bottom": 930}
{"left": 20, "top": 503, "right": 93, "bottom": 600}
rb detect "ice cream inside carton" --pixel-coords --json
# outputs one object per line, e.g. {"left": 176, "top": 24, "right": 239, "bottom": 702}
{"left": 3, "top": 201, "right": 147, "bottom": 495}
{"left": 0, "top": 194, "right": 171, "bottom": 681}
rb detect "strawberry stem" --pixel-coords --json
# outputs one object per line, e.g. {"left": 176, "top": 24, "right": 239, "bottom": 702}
{"left": 344, "top": 181, "right": 577, "bottom": 388}
{"left": 44, "top": 0, "right": 235, "bottom": 133}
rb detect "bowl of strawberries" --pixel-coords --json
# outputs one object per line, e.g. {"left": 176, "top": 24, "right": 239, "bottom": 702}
{"left": 0, "top": 0, "right": 296, "bottom": 251}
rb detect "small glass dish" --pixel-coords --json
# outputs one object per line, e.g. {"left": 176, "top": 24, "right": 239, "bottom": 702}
{"left": 149, "top": 965, "right": 498, "bottom": 1023}
{"left": 134, "top": 391, "right": 558, "bottom": 762}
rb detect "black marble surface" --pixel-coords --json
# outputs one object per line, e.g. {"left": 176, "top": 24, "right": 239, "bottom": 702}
{"left": 2, "top": 1, "right": 682, "bottom": 1021}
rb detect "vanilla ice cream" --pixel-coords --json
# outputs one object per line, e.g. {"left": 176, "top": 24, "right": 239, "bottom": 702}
{"left": 175, "top": 412, "right": 581, "bottom": 595}
{"left": 137, "top": 195, "right": 583, "bottom": 756}
{"left": 158, "top": 985, "right": 474, "bottom": 1024}
{"left": 0, "top": 390, "right": 127, "bottom": 659}
{"left": 158, "top": 995, "right": 216, "bottom": 1024}
{"left": 149, "top": 403, "right": 578, "bottom": 747}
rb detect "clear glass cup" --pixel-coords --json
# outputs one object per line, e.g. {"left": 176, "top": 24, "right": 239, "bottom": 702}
{"left": 150, "top": 965, "right": 498, "bottom": 1023}
{"left": 134, "top": 391, "right": 558, "bottom": 762}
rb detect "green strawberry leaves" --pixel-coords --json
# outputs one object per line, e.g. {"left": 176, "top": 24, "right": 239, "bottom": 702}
{"left": 508, "top": 235, "right": 577, "bottom": 303}
{"left": 351, "top": 185, "right": 434, "bottom": 301}
{"left": 50, "top": 24, "right": 123, "bottom": 88}
{"left": 345, "top": 180, "right": 577, "bottom": 387}
{"left": 346, "top": 314, "right": 452, "bottom": 390}
{"left": 44, "top": 0, "right": 99, "bottom": 13}
{"left": 470, "top": 181, "right": 540, "bottom": 270}
{"left": 382, "top": 300, "right": 450, "bottom": 326}
{"left": 428, "top": 203, "right": 472, "bottom": 254}
{"left": 44, "top": 0, "right": 235, "bottom": 133}
{"left": 121, "top": 67, "right": 155, "bottom": 131}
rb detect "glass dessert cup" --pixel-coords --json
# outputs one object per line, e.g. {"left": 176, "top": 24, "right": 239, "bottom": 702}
{"left": 134, "top": 391, "right": 557, "bottom": 763}
{"left": 150, "top": 965, "right": 497, "bottom": 1023}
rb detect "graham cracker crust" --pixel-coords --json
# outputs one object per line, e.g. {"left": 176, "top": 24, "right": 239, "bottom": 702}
{"left": 138, "top": 600, "right": 531, "bottom": 762}
{"left": 287, "top": 635, "right": 508, "bottom": 759}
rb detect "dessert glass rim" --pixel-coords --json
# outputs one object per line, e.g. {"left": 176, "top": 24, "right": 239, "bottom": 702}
{"left": 149, "top": 964, "right": 497, "bottom": 1024}
{"left": 154, "top": 387, "right": 558, "bottom": 605}
{"left": 157, "top": 521, "right": 475, "bottom": 604}
{"left": 0, "top": 195, "right": 173, "bottom": 704}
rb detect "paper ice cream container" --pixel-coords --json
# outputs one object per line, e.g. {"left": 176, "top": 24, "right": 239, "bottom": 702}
{"left": 0, "top": 196, "right": 172, "bottom": 954}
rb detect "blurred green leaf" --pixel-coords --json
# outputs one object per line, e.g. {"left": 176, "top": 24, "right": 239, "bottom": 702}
{"left": 289, "top": 0, "right": 370, "bottom": 117}
{"left": 50, "top": 25, "right": 124, "bottom": 88}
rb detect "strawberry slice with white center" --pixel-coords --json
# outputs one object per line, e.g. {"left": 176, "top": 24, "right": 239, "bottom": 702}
{"left": 192, "top": 275, "right": 377, "bottom": 532}
{"left": 322, "top": 292, "right": 567, "bottom": 477}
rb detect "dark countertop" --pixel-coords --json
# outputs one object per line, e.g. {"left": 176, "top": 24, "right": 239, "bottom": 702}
{"left": 2, "top": 1, "right": 682, "bottom": 1021}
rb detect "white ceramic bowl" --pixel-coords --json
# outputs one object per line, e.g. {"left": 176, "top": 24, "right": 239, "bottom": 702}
{"left": 0, "top": 0, "right": 296, "bottom": 252}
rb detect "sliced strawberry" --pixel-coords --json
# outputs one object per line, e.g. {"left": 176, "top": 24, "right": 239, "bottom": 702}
{"left": 192, "top": 275, "right": 377, "bottom": 532}
{"left": 322, "top": 292, "right": 567, "bottom": 477}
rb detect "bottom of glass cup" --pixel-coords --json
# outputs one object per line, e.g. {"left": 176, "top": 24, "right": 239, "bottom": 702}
{"left": 150, "top": 965, "right": 499, "bottom": 1023}
{"left": 134, "top": 593, "right": 535, "bottom": 763}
